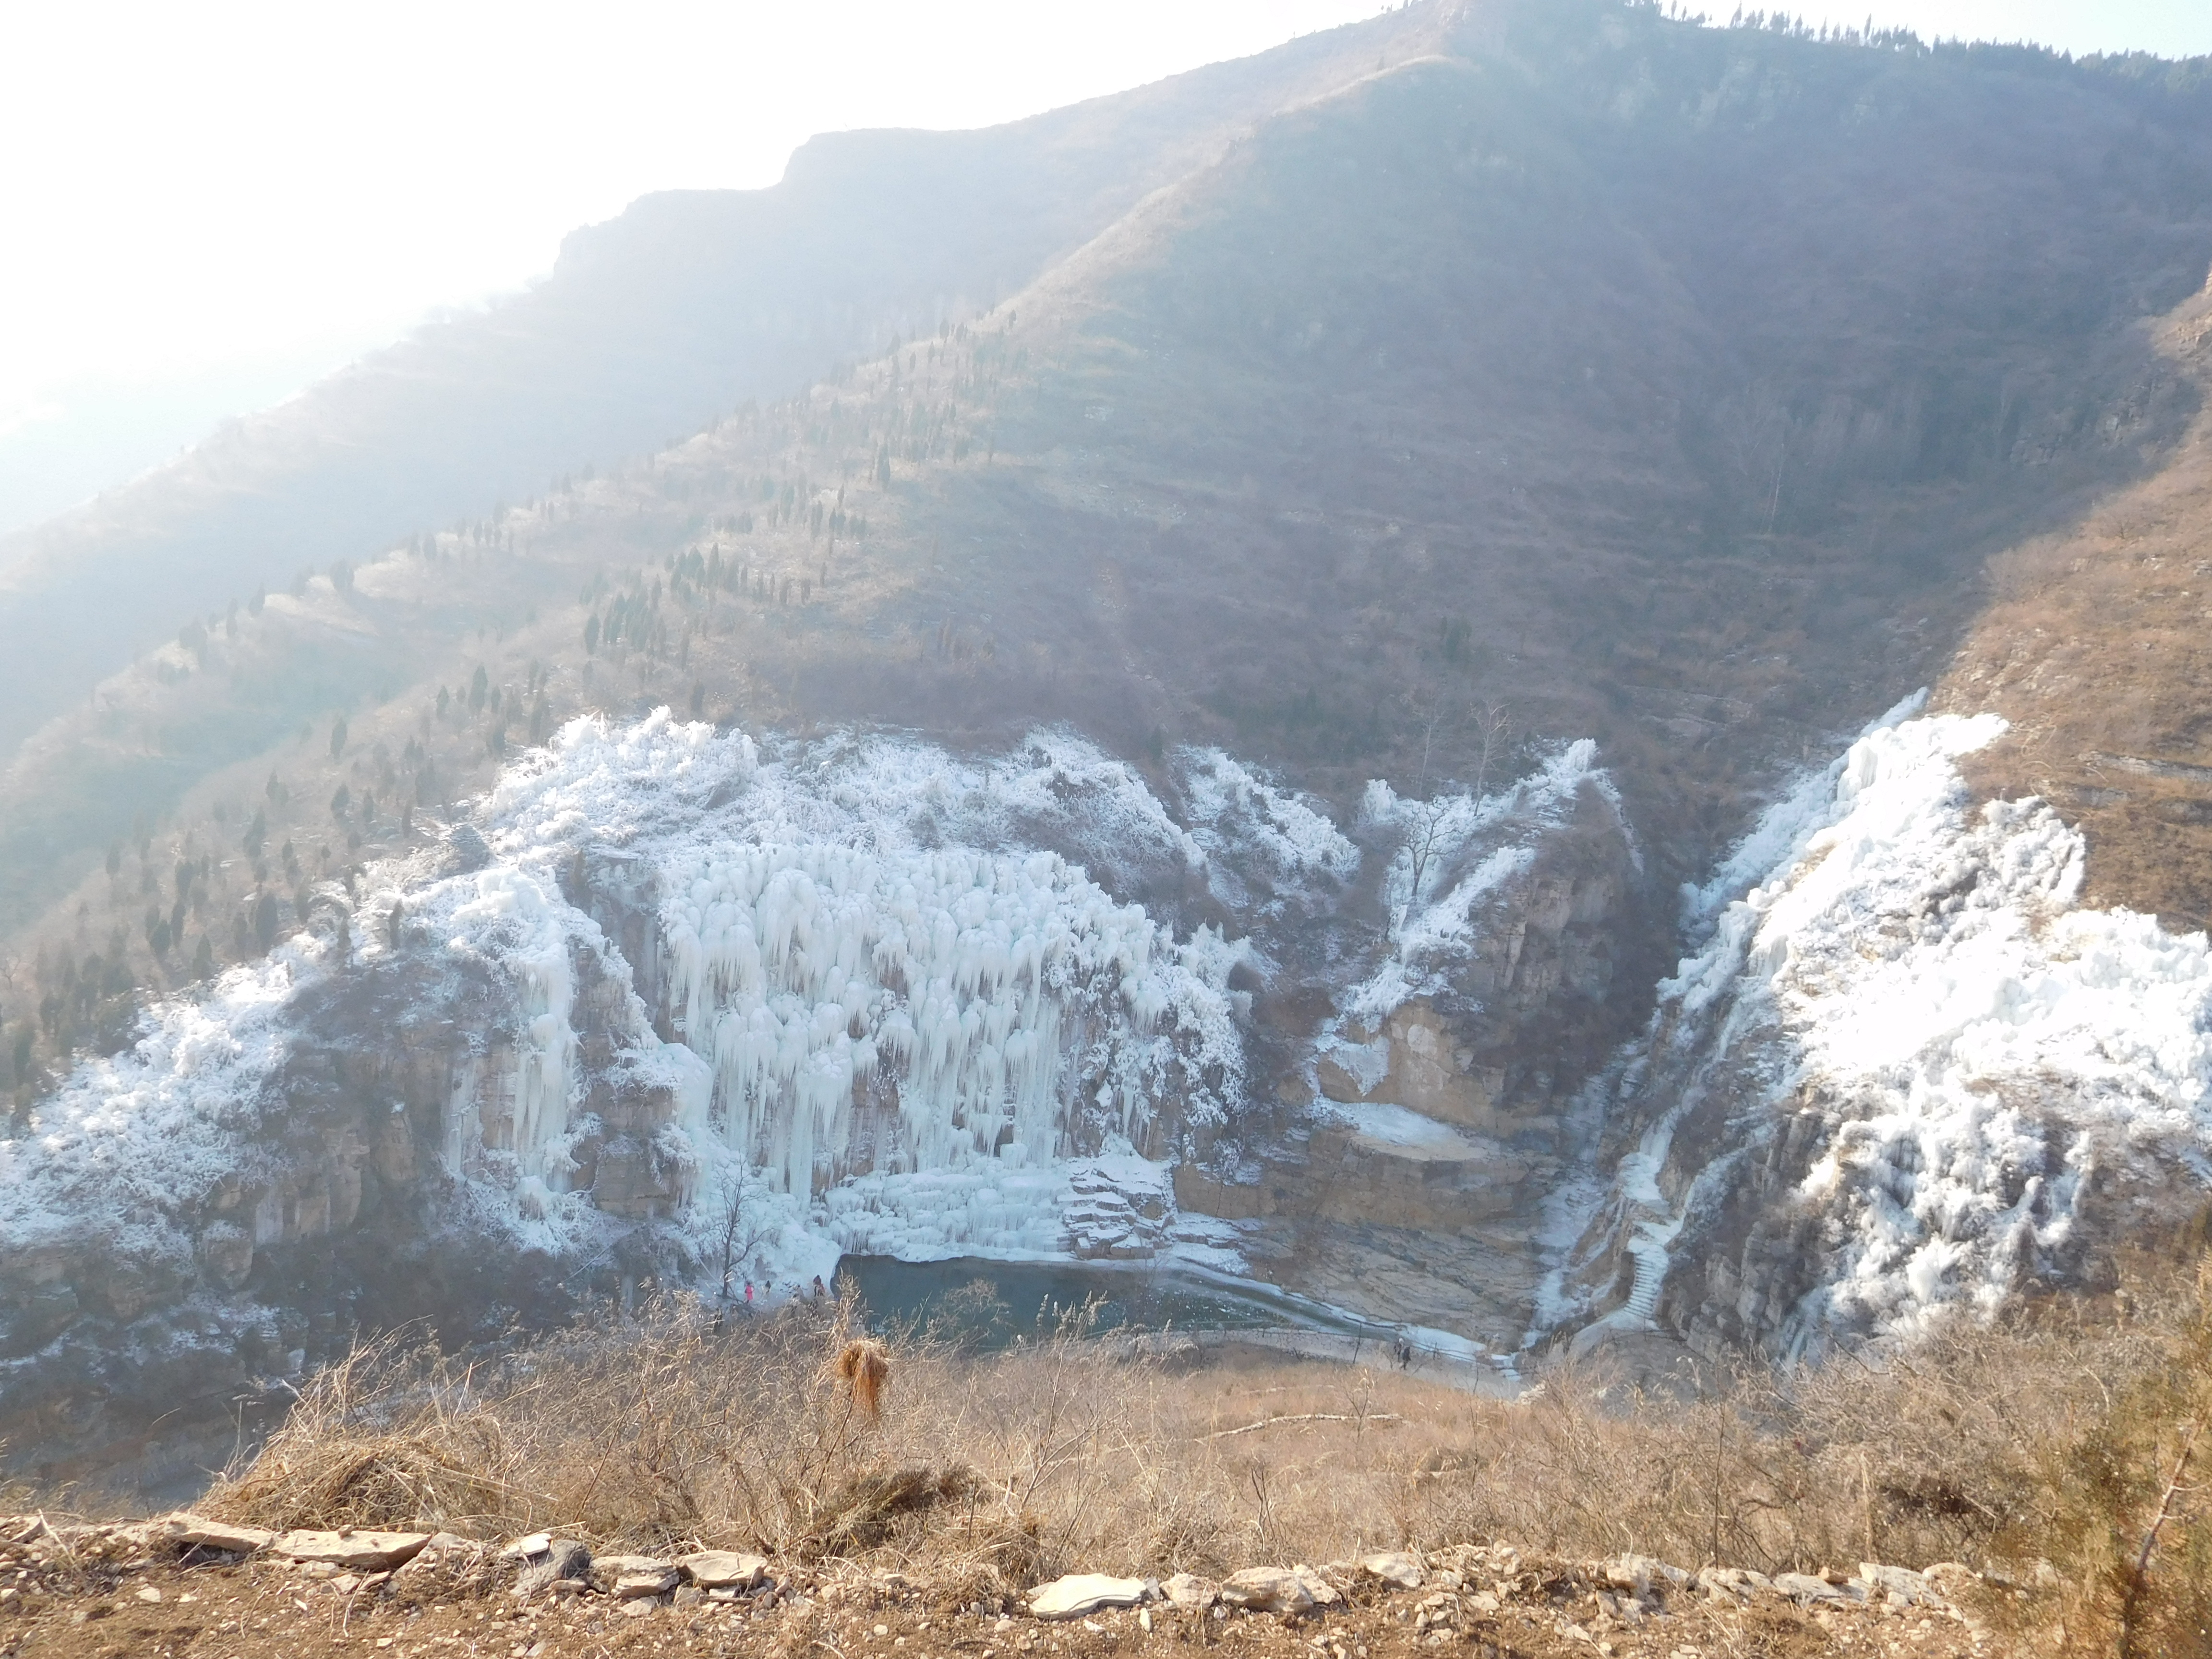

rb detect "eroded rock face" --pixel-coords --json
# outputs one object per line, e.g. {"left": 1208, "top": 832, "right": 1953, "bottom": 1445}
{"left": 0, "top": 818, "right": 716, "bottom": 1491}
{"left": 1186, "top": 747, "right": 1647, "bottom": 1336}
{"left": 0, "top": 717, "right": 1664, "bottom": 1491}
{"left": 1318, "top": 1002, "right": 1506, "bottom": 1128}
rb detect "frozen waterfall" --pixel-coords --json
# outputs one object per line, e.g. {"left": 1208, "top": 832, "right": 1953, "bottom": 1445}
{"left": 1561, "top": 696, "right": 2212, "bottom": 1352}
{"left": 481, "top": 712, "right": 1259, "bottom": 1230}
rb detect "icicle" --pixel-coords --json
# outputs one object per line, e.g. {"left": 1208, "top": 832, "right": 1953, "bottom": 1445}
{"left": 655, "top": 822, "right": 1241, "bottom": 1195}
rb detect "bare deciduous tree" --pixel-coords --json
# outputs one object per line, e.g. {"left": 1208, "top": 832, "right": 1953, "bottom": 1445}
{"left": 710, "top": 1162, "right": 775, "bottom": 1303}
{"left": 1395, "top": 694, "right": 1511, "bottom": 941}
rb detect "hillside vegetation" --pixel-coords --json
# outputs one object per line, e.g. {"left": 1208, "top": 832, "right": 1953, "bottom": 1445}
{"left": 2, "top": 0, "right": 2208, "bottom": 1115}
{"left": 0, "top": 10, "right": 1423, "bottom": 766}
{"left": 1944, "top": 272, "right": 2212, "bottom": 928}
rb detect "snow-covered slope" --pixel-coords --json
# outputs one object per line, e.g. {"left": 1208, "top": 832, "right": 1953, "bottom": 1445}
{"left": 1557, "top": 697, "right": 2212, "bottom": 1355}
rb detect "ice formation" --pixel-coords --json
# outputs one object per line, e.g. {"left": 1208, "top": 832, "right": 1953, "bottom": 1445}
{"left": 658, "top": 837, "right": 1246, "bottom": 1195}
{"left": 823, "top": 1152, "right": 1177, "bottom": 1261}
{"left": 507, "top": 716, "right": 1248, "bottom": 1206}
{"left": 0, "top": 951, "right": 306, "bottom": 1273}
{"left": 1179, "top": 747, "right": 1359, "bottom": 915}
{"left": 1346, "top": 738, "right": 1618, "bottom": 1025}
{"left": 0, "top": 716, "right": 1278, "bottom": 1296}
{"left": 1578, "top": 699, "right": 2212, "bottom": 1349}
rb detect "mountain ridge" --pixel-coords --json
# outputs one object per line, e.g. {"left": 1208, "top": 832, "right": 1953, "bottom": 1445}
{"left": 8, "top": 0, "right": 2212, "bottom": 1495}
{"left": 0, "top": 4, "right": 1432, "bottom": 757}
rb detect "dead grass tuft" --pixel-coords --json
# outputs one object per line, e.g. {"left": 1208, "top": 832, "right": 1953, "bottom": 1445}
{"left": 834, "top": 1339, "right": 892, "bottom": 1419}
{"left": 801, "top": 1465, "right": 974, "bottom": 1558}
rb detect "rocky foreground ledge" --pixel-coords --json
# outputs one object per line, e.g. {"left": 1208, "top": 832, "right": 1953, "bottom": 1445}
{"left": 0, "top": 1512, "right": 2000, "bottom": 1657}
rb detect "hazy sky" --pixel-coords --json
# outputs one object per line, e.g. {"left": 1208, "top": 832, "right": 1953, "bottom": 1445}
{"left": 2, "top": 0, "right": 2207, "bottom": 535}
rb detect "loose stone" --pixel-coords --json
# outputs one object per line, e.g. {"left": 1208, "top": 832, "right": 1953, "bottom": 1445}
{"left": 273, "top": 1530, "right": 433, "bottom": 1572}
{"left": 1359, "top": 1552, "right": 1423, "bottom": 1590}
{"left": 1220, "top": 1568, "right": 1316, "bottom": 1615}
{"left": 1029, "top": 1574, "right": 1152, "bottom": 1620}
{"left": 680, "top": 1550, "right": 768, "bottom": 1590}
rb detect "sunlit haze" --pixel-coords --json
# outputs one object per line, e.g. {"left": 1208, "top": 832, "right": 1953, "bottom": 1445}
{"left": 2, "top": 0, "right": 2206, "bottom": 534}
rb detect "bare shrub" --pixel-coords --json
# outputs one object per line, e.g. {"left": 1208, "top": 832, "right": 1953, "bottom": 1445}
{"left": 204, "top": 1334, "right": 519, "bottom": 1534}
{"left": 200, "top": 1292, "right": 1170, "bottom": 1596}
{"left": 1980, "top": 1262, "right": 2212, "bottom": 1657}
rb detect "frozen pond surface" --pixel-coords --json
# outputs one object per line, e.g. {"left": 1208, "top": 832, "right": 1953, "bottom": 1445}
{"left": 837, "top": 1254, "right": 1401, "bottom": 1346}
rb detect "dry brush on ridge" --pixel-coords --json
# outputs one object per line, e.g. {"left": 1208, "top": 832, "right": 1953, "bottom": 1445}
{"left": 0, "top": 1250, "right": 2195, "bottom": 1652}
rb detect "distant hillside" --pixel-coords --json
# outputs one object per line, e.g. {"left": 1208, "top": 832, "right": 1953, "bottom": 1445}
{"left": 5, "top": 0, "right": 2211, "bottom": 1033}
{"left": 0, "top": 9, "right": 1418, "bottom": 766}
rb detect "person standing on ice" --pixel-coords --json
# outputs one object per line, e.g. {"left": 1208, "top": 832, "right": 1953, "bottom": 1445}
{"left": 744, "top": 1280, "right": 754, "bottom": 1307}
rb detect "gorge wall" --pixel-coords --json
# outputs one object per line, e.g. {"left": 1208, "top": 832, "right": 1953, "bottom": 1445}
{"left": 0, "top": 712, "right": 1647, "bottom": 1489}
{"left": 7, "top": 1, "right": 2212, "bottom": 1500}
{"left": 12, "top": 690, "right": 2212, "bottom": 1492}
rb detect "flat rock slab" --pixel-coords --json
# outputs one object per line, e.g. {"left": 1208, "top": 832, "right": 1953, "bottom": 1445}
{"left": 1859, "top": 1563, "right": 1933, "bottom": 1605}
{"left": 1220, "top": 1567, "right": 1315, "bottom": 1614}
{"left": 1029, "top": 1574, "right": 1151, "bottom": 1620}
{"left": 1359, "top": 1552, "right": 1423, "bottom": 1590}
{"left": 590, "top": 1554, "right": 672, "bottom": 1580}
{"left": 391, "top": 1534, "right": 483, "bottom": 1585}
{"left": 1771, "top": 1572, "right": 1848, "bottom": 1602}
{"left": 679, "top": 1551, "right": 767, "bottom": 1589}
{"left": 274, "top": 1530, "right": 433, "bottom": 1571}
{"left": 159, "top": 1514, "right": 274, "bottom": 1555}
{"left": 517, "top": 1540, "right": 592, "bottom": 1592}
{"left": 591, "top": 1555, "right": 678, "bottom": 1597}
{"left": 1696, "top": 1566, "right": 1767, "bottom": 1600}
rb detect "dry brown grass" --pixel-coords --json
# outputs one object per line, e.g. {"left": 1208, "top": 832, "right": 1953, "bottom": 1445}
{"left": 1943, "top": 276, "right": 2212, "bottom": 930}
{"left": 197, "top": 1261, "right": 2212, "bottom": 1647}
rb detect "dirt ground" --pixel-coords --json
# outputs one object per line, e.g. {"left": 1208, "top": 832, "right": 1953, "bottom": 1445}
{"left": 0, "top": 1537, "right": 1997, "bottom": 1659}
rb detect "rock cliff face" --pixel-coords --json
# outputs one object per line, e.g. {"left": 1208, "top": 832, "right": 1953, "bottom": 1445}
{"left": 14, "top": 696, "right": 2212, "bottom": 1491}
{"left": 0, "top": 842, "right": 697, "bottom": 1487}
{"left": 0, "top": 714, "right": 1655, "bottom": 1488}
{"left": 1178, "top": 749, "right": 1647, "bottom": 1338}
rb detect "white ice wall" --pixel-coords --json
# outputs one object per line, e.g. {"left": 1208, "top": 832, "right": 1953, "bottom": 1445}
{"left": 658, "top": 838, "right": 1235, "bottom": 1196}
{"left": 0, "top": 714, "right": 1280, "bottom": 1290}
{"left": 488, "top": 712, "right": 1251, "bottom": 1216}
{"left": 1575, "top": 700, "right": 2212, "bottom": 1350}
